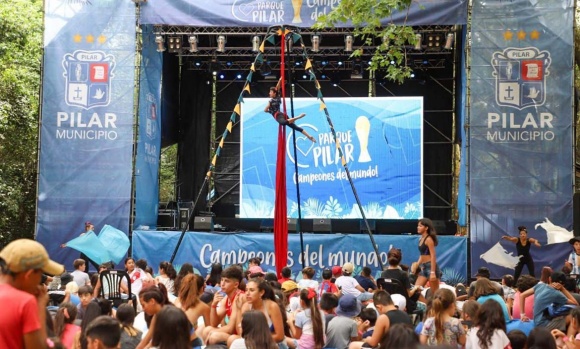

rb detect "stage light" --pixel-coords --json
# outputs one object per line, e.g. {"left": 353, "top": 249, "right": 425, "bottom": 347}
{"left": 444, "top": 33, "right": 454, "bottom": 49}
{"left": 320, "top": 73, "right": 327, "bottom": 79}
{"left": 302, "top": 74, "right": 308, "bottom": 79}
{"left": 236, "top": 73, "right": 243, "bottom": 79}
{"left": 218, "top": 73, "right": 226, "bottom": 79}
{"left": 321, "top": 58, "right": 329, "bottom": 66}
{"left": 251, "top": 36, "right": 261, "bottom": 52}
{"left": 208, "top": 59, "right": 220, "bottom": 75}
{"left": 351, "top": 60, "right": 363, "bottom": 79}
{"left": 410, "top": 72, "right": 415, "bottom": 78}
{"left": 344, "top": 35, "right": 353, "bottom": 52}
{"left": 390, "top": 60, "right": 395, "bottom": 65}
{"left": 427, "top": 33, "right": 442, "bottom": 50}
{"left": 414, "top": 33, "right": 422, "bottom": 50}
{"left": 194, "top": 61, "right": 201, "bottom": 67}
{"left": 261, "top": 62, "right": 272, "bottom": 76}
{"left": 311, "top": 34, "right": 320, "bottom": 52}
{"left": 155, "top": 35, "right": 166, "bottom": 52}
{"left": 168, "top": 36, "right": 181, "bottom": 53}
{"left": 331, "top": 71, "right": 341, "bottom": 87}
{"left": 226, "top": 61, "right": 233, "bottom": 67}
{"left": 216, "top": 35, "right": 226, "bottom": 53}
{"left": 337, "top": 61, "right": 343, "bottom": 66}
{"left": 188, "top": 35, "right": 198, "bottom": 53}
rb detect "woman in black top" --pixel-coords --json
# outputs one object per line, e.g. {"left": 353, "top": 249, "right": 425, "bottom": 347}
{"left": 381, "top": 247, "right": 421, "bottom": 310}
{"left": 501, "top": 225, "right": 540, "bottom": 283}
{"left": 264, "top": 80, "right": 316, "bottom": 143}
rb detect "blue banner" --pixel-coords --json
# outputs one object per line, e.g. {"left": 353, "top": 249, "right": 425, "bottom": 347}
{"left": 134, "top": 25, "right": 163, "bottom": 230}
{"left": 139, "top": 0, "right": 467, "bottom": 26}
{"left": 133, "top": 231, "right": 467, "bottom": 283}
{"left": 37, "top": 1, "right": 136, "bottom": 267}
{"left": 240, "top": 97, "right": 423, "bottom": 219}
{"left": 469, "top": 0, "right": 574, "bottom": 278}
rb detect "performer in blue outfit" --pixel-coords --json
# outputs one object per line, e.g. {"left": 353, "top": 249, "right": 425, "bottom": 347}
{"left": 264, "top": 79, "right": 316, "bottom": 143}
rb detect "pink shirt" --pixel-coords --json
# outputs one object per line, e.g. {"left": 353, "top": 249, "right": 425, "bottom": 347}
{"left": 512, "top": 291, "right": 534, "bottom": 320}
{"left": 0, "top": 283, "right": 41, "bottom": 349}
{"left": 61, "top": 323, "right": 81, "bottom": 348}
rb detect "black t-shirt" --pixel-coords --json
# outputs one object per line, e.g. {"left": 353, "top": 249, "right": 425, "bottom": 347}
{"left": 386, "top": 309, "right": 412, "bottom": 325}
{"left": 381, "top": 268, "right": 412, "bottom": 290}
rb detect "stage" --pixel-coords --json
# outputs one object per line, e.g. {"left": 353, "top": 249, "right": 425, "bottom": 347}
{"left": 132, "top": 230, "right": 468, "bottom": 284}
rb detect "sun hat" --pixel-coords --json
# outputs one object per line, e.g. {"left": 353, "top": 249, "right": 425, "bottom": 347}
{"left": 336, "top": 294, "right": 362, "bottom": 317}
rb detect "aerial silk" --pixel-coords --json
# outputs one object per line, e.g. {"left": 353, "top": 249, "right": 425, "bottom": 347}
{"left": 274, "top": 29, "right": 289, "bottom": 278}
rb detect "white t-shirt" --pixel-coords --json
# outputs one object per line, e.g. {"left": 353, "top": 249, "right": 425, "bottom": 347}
{"left": 335, "top": 276, "right": 361, "bottom": 297}
{"left": 465, "top": 327, "right": 511, "bottom": 349}
{"left": 71, "top": 270, "right": 90, "bottom": 287}
{"left": 229, "top": 338, "right": 248, "bottom": 349}
{"left": 298, "top": 279, "right": 319, "bottom": 290}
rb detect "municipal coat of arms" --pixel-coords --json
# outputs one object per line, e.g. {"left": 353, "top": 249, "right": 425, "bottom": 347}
{"left": 491, "top": 47, "right": 551, "bottom": 110}
{"left": 62, "top": 50, "right": 115, "bottom": 109}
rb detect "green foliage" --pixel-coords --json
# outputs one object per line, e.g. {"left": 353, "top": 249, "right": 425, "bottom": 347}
{"left": 0, "top": 0, "right": 43, "bottom": 245}
{"left": 159, "top": 144, "right": 178, "bottom": 202}
{"left": 314, "top": 0, "right": 417, "bottom": 84}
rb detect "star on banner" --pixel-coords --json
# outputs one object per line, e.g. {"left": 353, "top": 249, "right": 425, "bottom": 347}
{"left": 503, "top": 30, "right": 513, "bottom": 41}
{"left": 530, "top": 30, "right": 540, "bottom": 40}
{"left": 73, "top": 34, "right": 83, "bottom": 43}
{"left": 98, "top": 35, "right": 106, "bottom": 44}
{"left": 86, "top": 35, "right": 94, "bottom": 43}
{"left": 517, "top": 30, "right": 526, "bottom": 40}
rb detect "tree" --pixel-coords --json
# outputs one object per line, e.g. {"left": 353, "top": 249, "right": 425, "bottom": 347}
{"left": 314, "top": 0, "right": 417, "bottom": 84}
{"left": 0, "top": 0, "right": 43, "bottom": 245}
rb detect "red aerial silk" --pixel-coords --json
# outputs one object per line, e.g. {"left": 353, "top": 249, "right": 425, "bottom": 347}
{"left": 274, "top": 31, "right": 288, "bottom": 278}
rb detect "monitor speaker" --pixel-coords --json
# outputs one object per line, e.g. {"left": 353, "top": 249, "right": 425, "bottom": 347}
{"left": 313, "top": 219, "right": 332, "bottom": 232}
{"left": 194, "top": 216, "right": 214, "bottom": 231}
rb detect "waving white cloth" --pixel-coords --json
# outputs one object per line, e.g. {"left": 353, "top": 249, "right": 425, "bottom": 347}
{"left": 480, "top": 242, "right": 521, "bottom": 269}
{"left": 535, "top": 217, "right": 573, "bottom": 245}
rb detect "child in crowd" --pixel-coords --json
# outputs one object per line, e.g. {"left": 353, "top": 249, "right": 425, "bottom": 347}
{"left": 155, "top": 261, "right": 177, "bottom": 295}
{"left": 76, "top": 285, "right": 94, "bottom": 321}
{"left": 358, "top": 307, "right": 377, "bottom": 339}
{"left": 287, "top": 288, "right": 325, "bottom": 349}
{"left": 136, "top": 284, "right": 173, "bottom": 349}
{"left": 461, "top": 300, "right": 480, "bottom": 331}
{"left": 54, "top": 302, "right": 80, "bottom": 348}
{"left": 378, "top": 323, "right": 420, "bottom": 349}
{"left": 298, "top": 267, "right": 319, "bottom": 290}
{"left": 84, "top": 315, "right": 122, "bottom": 349}
{"left": 335, "top": 263, "right": 373, "bottom": 301}
{"left": 229, "top": 311, "right": 278, "bottom": 349}
{"left": 420, "top": 288, "right": 466, "bottom": 347}
{"left": 465, "top": 299, "right": 511, "bottom": 349}
{"left": 551, "top": 307, "right": 580, "bottom": 348}
{"left": 71, "top": 259, "right": 91, "bottom": 287}
{"left": 507, "top": 329, "right": 527, "bottom": 349}
{"left": 501, "top": 274, "right": 516, "bottom": 315}
{"left": 149, "top": 306, "right": 192, "bottom": 349}
{"left": 278, "top": 266, "right": 293, "bottom": 284}
{"left": 319, "top": 268, "right": 339, "bottom": 298}
{"left": 324, "top": 294, "right": 360, "bottom": 349}
{"left": 319, "top": 292, "right": 339, "bottom": 327}
{"left": 116, "top": 303, "right": 142, "bottom": 349}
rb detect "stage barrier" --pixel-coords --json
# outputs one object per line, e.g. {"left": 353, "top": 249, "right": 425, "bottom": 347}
{"left": 133, "top": 231, "right": 467, "bottom": 284}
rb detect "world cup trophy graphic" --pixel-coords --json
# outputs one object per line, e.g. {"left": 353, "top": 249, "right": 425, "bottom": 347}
{"left": 291, "top": 0, "right": 303, "bottom": 23}
{"left": 355, "top": 116, "right": 372, "bottom": 162}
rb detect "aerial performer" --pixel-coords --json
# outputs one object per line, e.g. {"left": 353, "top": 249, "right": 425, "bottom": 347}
{"left": 264, "top": 78, "right": 316, "bottom": 143}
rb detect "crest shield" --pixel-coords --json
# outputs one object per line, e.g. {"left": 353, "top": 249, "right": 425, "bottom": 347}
{"left": 491, "top": 47, "right": 550, "bottom": 110}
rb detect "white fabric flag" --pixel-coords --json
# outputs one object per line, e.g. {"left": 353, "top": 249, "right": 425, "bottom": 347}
{"left": 480, "top": 242, "right": 521, "bottom": 270}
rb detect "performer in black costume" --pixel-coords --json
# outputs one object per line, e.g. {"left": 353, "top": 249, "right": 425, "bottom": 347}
{"left": 264, "top": 79, "right": 316, "bottom": 143}
{"left": 501, "top": 225, "right": 541, "bottom": 283}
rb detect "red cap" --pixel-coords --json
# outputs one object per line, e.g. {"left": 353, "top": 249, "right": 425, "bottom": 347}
{"left": 332, "top": 265, "right": 342, "bottom": 276}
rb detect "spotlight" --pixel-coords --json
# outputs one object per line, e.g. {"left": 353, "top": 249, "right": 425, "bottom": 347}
{"left": 236, "top": 73, "right": 243, "bottom": 79}
{"left": 427, "top": 34, "right": 442, "bottom": 50}
{"left": 444, "top": 33, "right": 454, "bottom": 50}
{"left": 188, "top": 35, "right": 198, "bottom": 53}
{"left": 216, "top": 35, "right": 226, "bottom": 53}
{"left": 330, "top": 71, "right": 341, "bottom": 87}
{"left": 219, "top": 73, "right": 226, "bottom": 80}
{"left": 208, "top": 59, "right": 220, "bottom": 75}
{"left": 251, "top": 36, "right": 260, "bottom": 52}
{"left": 302, "top": 74, "right": 308, "bottom": 79}
{"left": 337, "top": 61, "right": 343, "bottom": 66}
{"left": 311, "top": 34, "right": 320, "bottom": 52}
{"left": 351, "top": 60, "right": 363, "bottom": 79}
{"left": 194, "top": 61, "right": 201, "bottom": 67}
{"left": 321, "top": 58, "right": 329, "bottom": 67}
{"left": 345, "top": 35, "right": 353, "bottom": 52}
{"left": 260, "top": 62, "right": 272, "bottom": 76}
{"left": 155, "top": 35, "right": 166, "bottom": 52}
{"left": 414, "top": 33, "right": 422, "bottom": 50}
{"left": 167, "top": 36, "right": 181, "bottom": 53}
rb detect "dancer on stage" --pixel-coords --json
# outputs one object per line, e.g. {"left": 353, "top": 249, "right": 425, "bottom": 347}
{"left": 411, "top": 218, "right": 440, "bottom": 295}
{"left": 501, "top": 226, "right": 540, "bottom": 282}
{"left": 264, "top": 79, "right": 316, "bottom": 143}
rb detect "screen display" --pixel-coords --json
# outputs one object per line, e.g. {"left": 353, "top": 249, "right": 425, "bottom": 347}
{"left": 240, "top": 97, "right": 423, "bottom": 219}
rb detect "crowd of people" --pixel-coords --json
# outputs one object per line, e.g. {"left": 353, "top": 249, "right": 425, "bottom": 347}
{"left": 4, "top": 218, "right": 580, "bottom": 349}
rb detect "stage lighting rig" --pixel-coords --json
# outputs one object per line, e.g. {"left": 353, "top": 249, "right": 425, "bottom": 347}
{"left": 188, "top": 35, "right": 198, "bottom": 53}
{"left": 216, "top": 35, "right": 226, "bottom": 53}
{"left": 155, "top": 35, "right": 166, "bottom": 52}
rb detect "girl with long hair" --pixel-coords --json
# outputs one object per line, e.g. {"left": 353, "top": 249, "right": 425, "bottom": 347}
{"left": 124, "top": 257, "right": 147, "bottom": 304}
{"left": 231, "top": 279, "right": 286, "bottom": 347}
{"left": 150, "top": 306, "right": 191, "bottom": 349}
{"left": 174, "top": 263, "right": 194, "bottom": 297}
{"left": 116, "top": 303, "right": 142, "bottom": 349}
{"left": 53, "top": 302, "right": 80, "bottom": 349}
{"left": 135, "top": 284, "right": 173, "bottom": 349}
{"left": 230, "top": 310, "right": 278, "bottom": 349}
{"left": 155, "top": 261, "right": 177, "bottom": 295}
{"left": 473, "top": 278, "right": 511, "bottom": 324}
{"left": 465, "top": 299, "right": 511, "bottom": 349}
{"left": 411, "top": 218, "right": 440, "bottom": 294}
{"left": 206, "top": 262, "right": 223, "bottom": 288}
{"left": 287, "top": 288, "right": 325, "bottom": 349}
{"left": 174, "top": 273, "right": 210, "bottom": 347}
{"left": 420, "top": 288, "right": 465, "bottom": 346}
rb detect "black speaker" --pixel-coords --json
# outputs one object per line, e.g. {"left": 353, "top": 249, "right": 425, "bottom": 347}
{"left": 260, "top": 219, "right": 274, "bottom": 232}
{"left": 313, "top": 219, "right": 332, "bottom": 232}
{"left": 157, "top": 209, "right": 177, "bottom": 230}
{"left": 179, "top": 208, "right": 190, "bottom": 230}
{"left": 287, "top": 218, "right": 297, "bottom": 232}
{"left": 360, "top": 220, "right": 376, "bottom": 233}
{"left": 194, "top": 216, "right": 214, "bottom": 231}
{"left": 574, "top": 192, "right": 580, "bottom": 236}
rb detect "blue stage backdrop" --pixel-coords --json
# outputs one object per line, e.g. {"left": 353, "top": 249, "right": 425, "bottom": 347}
{"left": 134, "top": 25, "right": 163, "bottom": 230}
{"left": 133, "top": 231, "right": 467, "bottom": 284}
{"left": 139, "top": 0, "right": 467, "bottom": 27}
{"left": 240, "top": 97, "right": 423, "bottom": 219}
{"left": 37, "top": 1, "right": 136, "bottom": 268}
{"left": 469, "top": 0, "right": 574, "bottom": 278}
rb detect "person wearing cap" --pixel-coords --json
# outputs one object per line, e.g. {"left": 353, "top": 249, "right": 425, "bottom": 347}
{"left": 325, "top": 294, "right": 361, "bottom": 349}
{"left": 501, "top": 225, "right": 541, "bottom": 283}
{"left": 335, "top": 262, "right": 374, "bottom": 302}
{"left": 520, "top": 270, "right": 578, "bottom": 334}
{"left": 0, "top": 238, "right": 65, "bottom": 349}
{"left": 281, "top": 280, "right": 300, "bottom": 313}
{"left": 332, "top": 265, "right": 343, "bottom": 279}
{"left": 411, "top": 218, "right": 441, "bottom": 295}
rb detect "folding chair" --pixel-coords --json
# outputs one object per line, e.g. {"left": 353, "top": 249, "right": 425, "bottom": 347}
{"left": 99, "top": 269, "right": 135, "bottom": 311}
